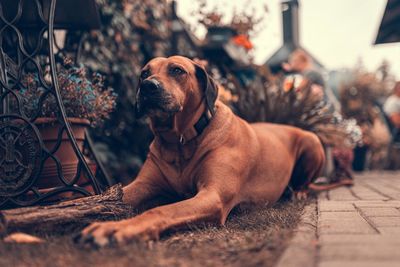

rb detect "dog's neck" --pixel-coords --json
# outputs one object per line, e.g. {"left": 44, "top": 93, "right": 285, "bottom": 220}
{"left": 151, "top": 98, "right": 215, "bottom": 146}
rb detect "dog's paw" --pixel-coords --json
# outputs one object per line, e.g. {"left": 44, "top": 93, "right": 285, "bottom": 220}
{"left": 293, "top": 190, "right": 308, "bottom": 201}
{"left": 74, "top": 220, "right": 159, "bottom": 248}
{"left": 74, "top": 221, "right": 119, "bottom": 248}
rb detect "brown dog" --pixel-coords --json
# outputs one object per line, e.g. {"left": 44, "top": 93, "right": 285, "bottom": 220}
{"left": 77, "top": 56, "right": 325, "bottom": 247}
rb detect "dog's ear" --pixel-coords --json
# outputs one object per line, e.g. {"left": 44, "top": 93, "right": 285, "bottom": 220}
{"left": 194, "top": 63, "right": 218, "bottom": 115}
{"left": 134, "top": 80, "right": 144, "bottom": 119}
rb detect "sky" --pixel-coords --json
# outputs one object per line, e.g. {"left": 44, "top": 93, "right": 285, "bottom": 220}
{"left": 177, "top": 0, "right": 400, "bottom": 78}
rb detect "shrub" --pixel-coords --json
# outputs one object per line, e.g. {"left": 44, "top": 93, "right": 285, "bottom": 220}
{"left": 19, "top": 58, "right": 117, "bottom": 127}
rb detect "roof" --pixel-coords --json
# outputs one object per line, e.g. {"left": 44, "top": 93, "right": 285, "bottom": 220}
{"left": 0, "top": 0, "right": 101, "bottom": 30}
{"left": 375, "top": 0, "right": 400, "bottom": 44}
{"left": 265, "top": 43, "right": 324, "bottom": 73}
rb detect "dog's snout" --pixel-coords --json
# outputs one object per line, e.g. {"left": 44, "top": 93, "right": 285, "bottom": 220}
{"left": 140, "top": 79, "right": 162, "bottom": 95}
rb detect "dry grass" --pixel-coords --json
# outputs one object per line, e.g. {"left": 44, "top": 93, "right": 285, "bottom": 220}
{"left": 0, "top": 199, "right": 306, "bottom": 267}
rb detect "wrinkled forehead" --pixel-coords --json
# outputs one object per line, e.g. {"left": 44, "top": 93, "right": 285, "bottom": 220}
{"left": 143, "top": 56, "right": 196, "bottom": 73}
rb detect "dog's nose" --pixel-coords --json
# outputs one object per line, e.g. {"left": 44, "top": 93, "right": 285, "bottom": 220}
{"left": 140, "top": 79, "right": 161, "bottom": 95}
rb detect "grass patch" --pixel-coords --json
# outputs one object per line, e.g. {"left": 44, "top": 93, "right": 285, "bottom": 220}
{"left": 0, "top": 199, "right": 306, "bottom": 267}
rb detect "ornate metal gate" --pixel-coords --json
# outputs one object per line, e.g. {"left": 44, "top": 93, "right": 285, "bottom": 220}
{"left": 0, "top": 0, "right": 108, "bottom": 208}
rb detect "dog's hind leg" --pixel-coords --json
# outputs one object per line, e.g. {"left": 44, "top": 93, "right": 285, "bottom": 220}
{"left": 288, "top": 133, "right": 325, "bottom": 197}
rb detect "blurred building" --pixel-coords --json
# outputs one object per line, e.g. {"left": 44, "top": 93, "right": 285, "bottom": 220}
{"left": 265, "top": 0, "right": 323, "bottom": 73}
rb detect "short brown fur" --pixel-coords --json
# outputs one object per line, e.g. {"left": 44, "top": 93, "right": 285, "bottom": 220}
{"left": 78, "top": 56, "right": 325, "bottom": 246}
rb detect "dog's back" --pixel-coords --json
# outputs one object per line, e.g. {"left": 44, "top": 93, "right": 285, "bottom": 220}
{"left": 196, "top": 102, "right": 325, "bottom": 204}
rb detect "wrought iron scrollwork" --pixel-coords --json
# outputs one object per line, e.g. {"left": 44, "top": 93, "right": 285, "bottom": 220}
{"left": 0, "top": 115, "right": 42, "bottom": 198}
{"left": 0, "top": 0, "right": 105, "bottom": 208}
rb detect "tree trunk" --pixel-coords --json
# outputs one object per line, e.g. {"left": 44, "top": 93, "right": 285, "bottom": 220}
{"left": 0, "top": 184, "right": 132, "bottom": 235}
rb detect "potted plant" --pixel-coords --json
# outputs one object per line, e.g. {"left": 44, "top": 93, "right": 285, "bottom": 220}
{"left": 19, "top": 58, "right": 117, "bottom": 191}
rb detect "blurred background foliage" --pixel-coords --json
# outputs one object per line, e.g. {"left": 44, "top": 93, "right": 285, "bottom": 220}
{"left": 75, "top": 0, "right": 388, "bottom": 184}
{"left": 78, "top": 0, "right": 175, "bottom": 183}
{"left": 77, "top": 0, "right": 273, "bottom": 184}
{"left": 339, "top": 61, "right": 396, "bottom": 169}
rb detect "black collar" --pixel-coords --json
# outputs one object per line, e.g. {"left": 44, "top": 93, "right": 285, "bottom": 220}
{"left": 194, "top": 108, "right": 213, "bottom": 135}
{"left": 179, "top": 106, "right": 214, "bottom": 145}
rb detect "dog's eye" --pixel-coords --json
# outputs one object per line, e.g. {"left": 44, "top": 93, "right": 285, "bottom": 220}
{"left": 140, "top": 70, "right": 150, "bottom": 80}
{"left": 170, "top": 67, "right": 185, "bottom": 75}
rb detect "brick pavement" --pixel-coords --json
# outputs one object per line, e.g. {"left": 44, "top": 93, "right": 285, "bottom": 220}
{"left": 316, "top": 171, "right": 400, "bottom": 267}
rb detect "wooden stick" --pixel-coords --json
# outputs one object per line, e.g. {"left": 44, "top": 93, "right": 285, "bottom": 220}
{"left": 0, "top": 184, "right": 132, "bottom": 235}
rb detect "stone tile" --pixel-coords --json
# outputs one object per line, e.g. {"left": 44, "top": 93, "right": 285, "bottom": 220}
{"left": 353, "top": 200, "right": 400, "bottom": 208}
{"left": 389, "top": 194, "right": 400, "bottom": 200}
{"left": 275, "top": 246, "right": 315, "bottom": 267}
{"left": 380, "top": 180, "right": 400, "bottom": 192}
{"left": 351, "top": 185, "right": 389, "bottom": 200}
{"left": 320, "top": 212, "right": 359, "bottom": 220}
{"left": 319, "top": 234, "right": 400, "bottom": 245}
{"left": 354, "top": 194, "right": 389, "bottom": 201}
{"left": 319, "top": 261, "right": 400, "bottom": 267}
{"left": 319, "top": 212, "right": 376, "bottom": 234}
{"left": 318, "top": 201, "right": 355, "bottom": 212}
{"left": 318, "top": 191, "right": 329, "bottom": 201}
{"left": 361, "top": 182, "right": 400, "bottom": 200}
{"left": 378, "top": 227, "right": 400, "bottom": 234}
{"left": 328, "top": 187, "right": 358, "bottom": 201}
{"left": 315, "top": 173, "right": 400, "bottom": 267}
{"left": 359, "top": 207, "right": 400, "bottom": 217}
{"left": 388, "top": 201, "right": 400, "bottom": 207}
{"left": 319, "top": 244, "right": 400, "bottom": 261}
{"left": 368, "top": 216, "right": 400, "bottom": 227}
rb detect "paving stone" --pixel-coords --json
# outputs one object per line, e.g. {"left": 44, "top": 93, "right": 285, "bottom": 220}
{"left": 314, "top": 172, "right": 400, "bottom": 267}
{"left": 319, "top": 244, "right": 400, "bottom": 261}
{"left": 361, "top": 182, "right": 400, "bottom": 200}
{"left": 380, "top": 180, "right": 400, "bottom": 192}
{"left": 320, "top": 211, "right": 359, "bottom": 220}
{"left": 275, "top": 245, "right": 315, "bottom": 267}
{"left": 378, "top": 227, "right": 400, "bottom": 234}
{"left": 351, "top": 185, "right": 389, "bottom": 200}
{"left": 318, "top": 191, "right": 329, "bottom": 201}
{"left": 328, "top": 187, "right": 358, "bottom": 201}
{"left": 319, "top": 212, "right": 376, "bottom": 234}
{"left": 318, "top": 261, "right": 400, "bottom": 267}
{"left": 359, "top": 207, "right": 400, "bottom": 217}
{"left": 353, "top": 200, "right": 400, "bottom": 208}
{"left": 368, "top": 216, "right": 400, "bottom": 227}
{"left": 318, "top": 234, "right": 400, "bottom": 245}
{"left": 388, "top": 193, "right": 400, "bottom": 200}
{"left": 318, "top": 201, "right": 355, "bottom": 212}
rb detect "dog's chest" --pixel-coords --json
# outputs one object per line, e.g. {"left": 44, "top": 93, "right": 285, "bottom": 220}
{"left": 165, "top": 165, "right": 197, "bottom": 198}
{"left": 151, "top": 140, "right": 206, "bottom": 198}
{"left": 157, "top": 155, "right": 198, "bottom": 198}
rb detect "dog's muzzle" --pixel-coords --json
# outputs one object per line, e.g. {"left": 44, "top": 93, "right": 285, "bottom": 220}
{"left": 140, "top": 79, "right": 162, "bottom": 97}
{"left": 136, "top": 79, "right": 180, "bottom": 117}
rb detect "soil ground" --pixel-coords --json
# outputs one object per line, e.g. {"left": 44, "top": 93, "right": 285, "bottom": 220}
{"left": 0, "top": 200, "right": 306, "bottom": 267}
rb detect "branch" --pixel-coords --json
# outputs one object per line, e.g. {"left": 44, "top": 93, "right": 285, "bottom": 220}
{"left": 0, "top": 184, "right": 131, "bottom": 235}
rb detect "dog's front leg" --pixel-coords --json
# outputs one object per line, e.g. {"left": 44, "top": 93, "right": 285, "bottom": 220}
{"left": 122, "top": 156, "right": 167, "bottom": 208}
{"left": 78, "top": 189, "right": 233, "bottom": 247}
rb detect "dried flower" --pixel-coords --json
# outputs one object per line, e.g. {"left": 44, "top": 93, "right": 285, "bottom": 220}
{"left": 19, "top": 58, "right": 117, "bottom": 127}
{"left": 192, "top": 0, "right": 267, "bottom": 39}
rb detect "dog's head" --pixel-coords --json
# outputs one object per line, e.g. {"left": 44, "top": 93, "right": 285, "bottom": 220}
{"left": 135, "top": 56, "right": 218, "bottom": 130}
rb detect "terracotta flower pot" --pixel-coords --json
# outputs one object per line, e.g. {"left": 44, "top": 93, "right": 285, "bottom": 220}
{"left": 34, "top": 117, "right": 96, "bottom": 192}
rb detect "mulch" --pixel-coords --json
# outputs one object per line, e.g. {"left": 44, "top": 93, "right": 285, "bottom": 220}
{"left": 0, "top": 200, "right": 306, "bottom": 267}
